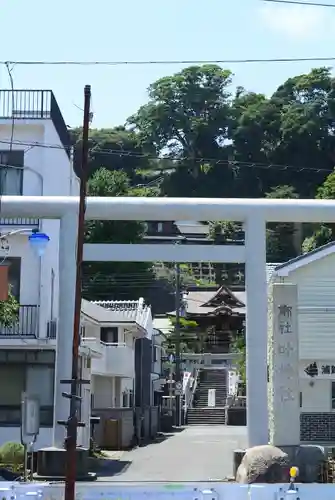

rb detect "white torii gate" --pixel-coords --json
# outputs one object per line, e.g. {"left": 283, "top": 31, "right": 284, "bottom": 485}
{"left": 2, "top": 195, "right": 335, "bottom": 449}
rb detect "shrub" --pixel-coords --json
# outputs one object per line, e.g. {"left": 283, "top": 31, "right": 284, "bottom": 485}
{"left": 0, "top": 442, "right": 24, "bottom": 468}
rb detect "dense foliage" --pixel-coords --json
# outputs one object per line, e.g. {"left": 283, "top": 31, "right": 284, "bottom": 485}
{"left": 75, "top": 65, "right": 335, "bottom": 300}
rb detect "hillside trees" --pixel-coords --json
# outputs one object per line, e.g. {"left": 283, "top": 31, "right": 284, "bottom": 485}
{"left": 83, "top": 168, "right": 158, "bottom": 301}
{"left": 302, "top": 171, "right": 335, "bottom": 253}
{"left": 128, "top": 65, "right": 237, "bottom": 197}
{"left": 76, "top": 65, "right": 335, "bottom": 276}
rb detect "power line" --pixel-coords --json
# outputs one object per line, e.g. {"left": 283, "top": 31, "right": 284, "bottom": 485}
{"left": 263, "top": 0, "right": 335, "bottom": 7}
{"left": 2, "top": 56, "right": 335, "bottom": 66}
{"left": 0, "top": 139, "right": 331, "bottom": 173}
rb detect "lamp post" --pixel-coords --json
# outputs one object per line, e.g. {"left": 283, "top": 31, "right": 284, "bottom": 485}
{"left": 0, "top": 228, "right": 49, "bottom": 303}
{"left": 28, "top": 229, "right": 50, "bottom": 257}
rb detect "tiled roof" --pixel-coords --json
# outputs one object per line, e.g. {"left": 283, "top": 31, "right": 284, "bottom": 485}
{"left": 81, "top": 298, "right": 152, "bottom": 334}
{"left": 267, "top": 263, "right": 282, "bottom": 283}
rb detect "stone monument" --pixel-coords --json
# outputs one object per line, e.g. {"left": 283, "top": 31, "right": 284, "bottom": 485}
{"left": 268, "top": 283, "right": 300, "bottom": 447}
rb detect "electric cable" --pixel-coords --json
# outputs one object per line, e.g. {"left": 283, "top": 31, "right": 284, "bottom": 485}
{"left": 262, "top": 0, "right": 335, "bottom": 7}
{"left": 0, "top": 139, "right": 331, "bottom": 173}
{"left": 2, "top": 56, "right": 335, "bottom": 65}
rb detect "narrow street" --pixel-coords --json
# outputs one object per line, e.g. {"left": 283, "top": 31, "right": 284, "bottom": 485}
{"left": 98, "top": 425, "right": 247, "bottom": 482}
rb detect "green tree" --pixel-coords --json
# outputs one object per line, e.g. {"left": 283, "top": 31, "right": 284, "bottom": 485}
{"left": 231, "top": 334, "right": 246, "bottom": 385}
{"left": 302, "top": 170, "right": 335, "bottom": 252}
{"left": 230, "top": 68, "right": 335, "bottom": 198}
{"left": 128, "top": 65, "right": 236, "bottom": 197}
{"left": 83, "top": 168, "right": 158, "bottom": 301}
{"left": 265, "top": 185, "right": 299, "bottom": 262}
{"left": 208, "top": 221, "right": 241, "bottom": 285}
{"left": 0, "top": 291, "right": 19, "bottom": 326}
{"left": 166, "top": 317, "right": 205, "bottom": 354}
{"left": 71, "top": 126, "right": 149, "bottom": 183}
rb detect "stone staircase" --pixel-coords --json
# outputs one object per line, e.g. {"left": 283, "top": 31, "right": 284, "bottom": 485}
{"left": 186, "top": 369, "right": 227, "bottom": 425}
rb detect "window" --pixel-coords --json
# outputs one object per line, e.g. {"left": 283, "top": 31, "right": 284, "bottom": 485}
{"left": 0, "top": 151, "right": 24, "bottom": 195}
{"left": 153, "top": 346, "right": 157, "bottom": 363}
{"left": 129, "top": 390, "right": 133, "bottom": 408}
{"left": 299, "top": 392, "right": 302, "bottom": 408}
{"left": 101, "top": 327, "right": 118, "bottom": 343}
{"left": 331, "top": 382, "right": 335, "bottom": 410}
{"left": 157, "top": 223, "right": 163, "bottom": 233}
{"left": 0, "top": 362, "right": 54, "bottom": 426}
{"left": 122, "top": 391, "right": 128, "bottom": 408}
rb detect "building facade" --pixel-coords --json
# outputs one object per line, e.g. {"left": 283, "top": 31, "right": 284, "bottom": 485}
{"left": 0, "top": 89, "right": 81, "bottom": 447}
{"left": 269, "top": 244, "right": 335, "bottom": 443}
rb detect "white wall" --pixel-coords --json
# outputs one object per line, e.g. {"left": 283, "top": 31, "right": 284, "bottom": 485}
{"left": 0, "top": 121, "right": 75, "bottom": 338}
{"left": 0, "top": 427, "right": 52, "bottom": 449}
{"left": 278, "top": 254, "right": 335, "bottom": 359}
{"left": 300, "top": 378, "right": 331, "bottom": 412}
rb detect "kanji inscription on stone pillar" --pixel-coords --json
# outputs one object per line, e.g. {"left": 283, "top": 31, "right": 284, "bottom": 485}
{"left": 268, "top": 283, "right": 300, "bottom": 446}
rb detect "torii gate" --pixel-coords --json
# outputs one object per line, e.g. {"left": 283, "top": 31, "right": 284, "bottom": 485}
{"left": 2, "top": 195, "right": 334, "bottom": 449}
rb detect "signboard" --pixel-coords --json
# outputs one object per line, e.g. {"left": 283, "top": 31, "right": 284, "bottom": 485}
{"left": 302, "top": 361, "right": 335, "bottom": 378}
{"left": 21, "top": 393, "right": 40, "bottom": 444}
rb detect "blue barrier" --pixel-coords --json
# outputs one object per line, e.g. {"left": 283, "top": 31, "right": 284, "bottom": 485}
{"left": 2, "top": 481, "right": 335, "bottom": 499}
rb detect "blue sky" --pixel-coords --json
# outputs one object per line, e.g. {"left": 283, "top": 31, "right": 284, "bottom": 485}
{"left": 1, "top": 0, "right": 333, "bottom": 128}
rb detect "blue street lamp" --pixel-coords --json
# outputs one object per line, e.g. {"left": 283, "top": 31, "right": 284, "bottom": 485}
{"left": 28, "top": 229, "right": 50, "bottom": 257}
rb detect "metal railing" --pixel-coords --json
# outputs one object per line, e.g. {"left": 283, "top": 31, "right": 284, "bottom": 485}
{"left": 226, "top": 395, "right": 247, "bottom": 408}
{"left": 183, "top": 367, "right": 199, "bottom": 421}
{"left": 0, "top": 90, "right": 71, "bottom": 158}
{"left": 0, "top": 217, "right": 39, "bottom": 227}
{"left": 47, "top": 319, "right": 57, "bottom": 339}
{"left": 93, "top": 298, "right": 153, "bottom": 334}
{"left": 0, "top": 305, "right": 39, "bottom": 337}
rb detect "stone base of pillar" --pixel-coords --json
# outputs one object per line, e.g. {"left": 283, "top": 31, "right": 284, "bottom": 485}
{"left": 234, "top": 444, "right": 327, "bottom": 483}
{"left": 33, "top": 447, "right": 97, "bottom": 481}
{"left": 279, "top": 444, "right": 327, "bottom": 483}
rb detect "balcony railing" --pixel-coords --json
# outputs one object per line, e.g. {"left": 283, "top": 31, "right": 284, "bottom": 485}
{"left": 0, "top": 217, "right": 39, "bottom": 227}
{"left": 93, "top": 298, "right": 153, "bottom": 334}
{"left": 0, "top": 90, "right": 71, "bottom": 158}
{"left": 0, "top": 305, "right": 39, "bottom": 337}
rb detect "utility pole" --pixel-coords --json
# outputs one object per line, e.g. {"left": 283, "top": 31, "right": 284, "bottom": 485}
{"left": 63, "top": 85, "right": 91, "bottom": 500}
{"left": 174, "top": 261, "right": 182, "bottom": 427}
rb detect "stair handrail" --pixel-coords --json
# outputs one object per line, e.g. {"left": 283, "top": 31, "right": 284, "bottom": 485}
{"left": 190, "top": 368, "right": 199, "bottom": 408}
{"left": 184, "top": 366, "right": 199, "bottom": 417}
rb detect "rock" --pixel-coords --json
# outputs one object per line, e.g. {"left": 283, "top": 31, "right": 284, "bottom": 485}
{"left": 236, "top": 445, "right": 289, "bottom": 483}
{"left": 293, "top": 445, "right": 326, "bottom": 483}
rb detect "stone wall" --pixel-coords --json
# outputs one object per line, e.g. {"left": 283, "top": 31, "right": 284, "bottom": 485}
{"left": 301, "top": 413, "right": 335, "bottom": 442}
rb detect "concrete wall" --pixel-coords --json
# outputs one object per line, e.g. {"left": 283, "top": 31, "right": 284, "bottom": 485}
{"left": 92, "top": 408, "right": 134, "bottom": 449}
{"left": 0, "top": 121, "right": 75, "bottom": 340}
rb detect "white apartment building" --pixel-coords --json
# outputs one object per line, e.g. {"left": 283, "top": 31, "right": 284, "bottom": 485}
{"left": 0, "top": 89, "right": 155, "bottom": 450}
{"left": 269, "top": 245, "right": 335, "bottom": 444}
{"left": 0, "top": 89, "right": 81, "bottom": 448}
{"left": 81, "top": 298, "right": 153, "bottom": 411}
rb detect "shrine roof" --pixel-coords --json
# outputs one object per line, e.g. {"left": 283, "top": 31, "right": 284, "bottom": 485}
{"left": 168, "top": 286, "right": 246, "bottom": 317}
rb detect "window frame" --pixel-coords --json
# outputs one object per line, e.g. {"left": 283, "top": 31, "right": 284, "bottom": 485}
{"left": 0, "top": 150, "right": 24, "bottom": 196}
{"left": 0, "top": 358, "right": 55, "bottom": 427}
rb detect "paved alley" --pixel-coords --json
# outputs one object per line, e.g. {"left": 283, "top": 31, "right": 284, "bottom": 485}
{"left": 98, "top": 425, "right": 247, "bottom": 482}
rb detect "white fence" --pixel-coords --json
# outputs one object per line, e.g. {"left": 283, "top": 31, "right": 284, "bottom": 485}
{"left": 2, "top": 481, "right": 335, "bottom": 499}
